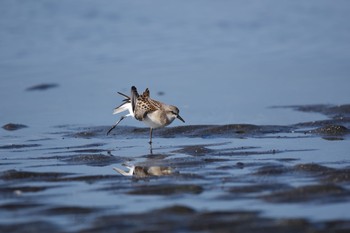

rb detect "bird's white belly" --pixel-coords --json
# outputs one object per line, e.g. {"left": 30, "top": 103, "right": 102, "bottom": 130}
{"left": 143, "top": 116, "right": 165, "bottom": 128}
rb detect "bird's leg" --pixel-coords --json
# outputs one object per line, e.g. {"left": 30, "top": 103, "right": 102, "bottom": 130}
{"left": 107, "top": 116, "right": 126, "bottom": 135}
{"left": 148, "top": 128, "right": 153, "bottom": 145}
{"left": 148, "top": 128, "right": 153, "bottom": 154}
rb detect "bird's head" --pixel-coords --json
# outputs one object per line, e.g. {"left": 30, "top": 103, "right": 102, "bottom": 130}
{"left": 166, "top": 105, "right": 185, "bottom": 123}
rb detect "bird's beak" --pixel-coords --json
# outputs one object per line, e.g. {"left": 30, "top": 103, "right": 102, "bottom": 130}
{"left": 176, "top": 114, "right": 185, "bottom": 123}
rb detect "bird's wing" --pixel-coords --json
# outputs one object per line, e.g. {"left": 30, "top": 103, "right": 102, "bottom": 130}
{"left": 117, "top": 91, "right": 130, "bottom": 100}
{"left": 148, "top": 98, "right": 162, "bottom": 109}
{"left": 113, "top": 92, "right": 131, "bottom": 115}
{"left": 131, "top": 86, "right": 139, "bottom": 113}
{"left": 133, "top": 95, "right": 161, "bottom": 121}
{"left": 113, "top": 101, "right": 132, "bottom": 115}
{"left": 142, "top": 88, "right": 150, "bottom": 97}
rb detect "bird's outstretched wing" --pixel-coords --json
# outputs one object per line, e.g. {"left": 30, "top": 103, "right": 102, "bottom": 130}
{"left": 112, "top": 92, "right": 131, "bottom": 115}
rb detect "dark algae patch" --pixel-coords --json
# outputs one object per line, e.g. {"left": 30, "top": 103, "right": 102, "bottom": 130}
{"left": 289, "top": 104, "right": 350, "bottom": 118}
{"left": 80, "top": 206, "right": 350, "bottom": 233}
{"left": 310, "top": 125, "right": 349, "bottom": 135}
{"left": 262, "top": 184, "right": 348, "bottom": 203}
{"left": 0, "top": 170, "right": 72, "bottom": 181}
{"left": 26, "top": 83, "right": 59, "bottom": 91}
{"left": 0, "top": 221, "right": 63, "bottom": 233}
{"left": 42, "top": 206, "right": 98, "bottom": 215}
{"left": 128, "top": 184, "right": 204, "bottom": 195}
{"left": 2, "top": 123, "right": 28, "bottom": 131}
{"left": 0, "top": 144, "right": 41, "bottom": 150}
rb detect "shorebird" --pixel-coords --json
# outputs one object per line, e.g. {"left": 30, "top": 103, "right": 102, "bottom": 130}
{"left": 107, "top": 86, "right": 185, "bottom": 144}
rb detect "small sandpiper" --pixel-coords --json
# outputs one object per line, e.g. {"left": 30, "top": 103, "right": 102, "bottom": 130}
{"left": 107, "top": 86, "right": 185, "bottom": 144}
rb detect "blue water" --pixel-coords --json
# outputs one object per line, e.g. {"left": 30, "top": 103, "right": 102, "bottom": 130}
{"left": 1, "top": 0, "right": 349, "bottom": 127}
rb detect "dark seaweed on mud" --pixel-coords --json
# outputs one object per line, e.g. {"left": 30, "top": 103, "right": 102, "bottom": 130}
{"left": 0, "top": 144, "right": 41, "bottom": 150}
{"left": 2, "top": 123, "right": 28, "bottom": 131}
{"left": 72, "top": 124, "right": 297, "bottom": 140}
{"left": 285, "top": 104, "right": 350, "bottom": 118}
{"left": 276, "top": 104, "right": 350, "bottom": 136}
{"left": 77, "top": 206, "right": 350, "bottom": 233}
{"left": 1, "top": 206, "right": 350, "bottom": 233}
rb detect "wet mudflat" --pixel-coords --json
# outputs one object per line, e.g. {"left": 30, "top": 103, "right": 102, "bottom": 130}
{"left": 1, "top": 105, "right": 350, "bottom": 232}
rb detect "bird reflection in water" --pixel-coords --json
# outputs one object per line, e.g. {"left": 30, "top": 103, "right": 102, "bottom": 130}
{"left": 113, "top": 163, "right": 173, "bottom": 178}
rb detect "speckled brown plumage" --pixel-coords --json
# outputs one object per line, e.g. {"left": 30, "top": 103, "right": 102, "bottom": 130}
{"left": 132, "top": 87, "right": 162, "bottom": 121}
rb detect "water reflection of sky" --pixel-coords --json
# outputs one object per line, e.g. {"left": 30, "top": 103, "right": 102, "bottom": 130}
{"left": 1, "top": 1, "right": 349, "bottom": 127}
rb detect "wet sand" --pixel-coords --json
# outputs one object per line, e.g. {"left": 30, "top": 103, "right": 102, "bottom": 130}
{"left": 1, "top": 104, "right": 350, "bottom": 232}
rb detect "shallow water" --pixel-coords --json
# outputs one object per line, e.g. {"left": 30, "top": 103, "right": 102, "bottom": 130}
{"left": 1, "top": 106, "right": 350, "bottom": 232}
{"left": 1, "top": 1, "right": 350, "bottom": 232}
